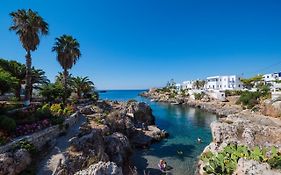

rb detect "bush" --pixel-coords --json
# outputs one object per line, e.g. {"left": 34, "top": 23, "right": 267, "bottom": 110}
{"left": 50, "top": 116, "right": 64, "bottom": 125}
{"left": 236, "top": 91, "right": 261, "bottom": 109}
{"left": 39, "top": 83, "right": 67, "bottom": 103}
{"left": 225, "top": 90, "right": 243, "bottom": 97}
{"left": 0, "top": 136, "right": 7, "bottom": 146}
{"left": 201, "top": 144, "right": 281, "bottom": 175}
{"left": 194, "top": 93, "right": 204, "bottom": 100}
{"left": 0, "top": 115, "right": 16, "bottom": 132}
{"left": 14, "top": 139, "right": 37, "bottom": 154}
{"left": 50, "top": 103, "right": 62, "bottom": 116}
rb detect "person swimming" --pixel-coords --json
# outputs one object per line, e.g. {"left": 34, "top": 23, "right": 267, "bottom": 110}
{"left": 177, "top": 150, "right": 183, "bottom": 155}
{"left": 197, "top": 137, "right": 202, "bottom": 143}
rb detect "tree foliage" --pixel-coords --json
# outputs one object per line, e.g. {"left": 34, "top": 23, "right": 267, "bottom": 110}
{"left": 240, "top": 75, "right": 263, "bottom": 89}
{"left": 10, "top": 9, "right": 49, "bottom": 103}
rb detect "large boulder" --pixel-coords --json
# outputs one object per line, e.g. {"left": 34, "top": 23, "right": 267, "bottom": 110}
{"left": 127, "top": 102, "right": 155, "bottom": 125}
{"left": 198, "top": 112, "right": 281, "bottom": 175}
{"left": 0, "top": 149, "right": 31, "bottom": 175}
{"left": 74, "top": 161, "right": 122, "bottom": 175}
{"left": 106, "top": 111, "right": 135, "bottom": 136}
{"left": 261, "top": 100, "right": 281, "bottom": 118}
{"left": 60, "top": 129, "right": 109, "bottom": 174}
{"left": 104, "top": 133, "right": 131, "bottom": 166}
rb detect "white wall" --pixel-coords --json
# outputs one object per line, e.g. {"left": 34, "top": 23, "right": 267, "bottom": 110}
{"left": 206, "top": 75, "right": 243, "bottom": 90}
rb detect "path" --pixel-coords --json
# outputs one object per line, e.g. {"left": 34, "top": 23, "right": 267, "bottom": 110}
{"left": 36, "top": 114, "right": 87, "bottom": 175}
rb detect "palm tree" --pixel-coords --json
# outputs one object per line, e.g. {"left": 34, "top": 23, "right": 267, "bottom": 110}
{"left": 193, "top": 80, "right": 206, "bottom": 90}
{"left": 30, "top": 68, "right": 50, "bottom": 99}
{"left": 55, "top": 72, "right": 73, "bottom": 87}
{"left": 72, "top": 76, "right": 94, "bottom": 99}
{"left": 52, "top": 35, "right": 81, "bottom": 103}
{"left": 9, "top": 9, "right": 49, "bottom": 105}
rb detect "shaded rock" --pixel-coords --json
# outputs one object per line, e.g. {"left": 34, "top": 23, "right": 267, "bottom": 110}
{"left": 104, "top": 133, "right": 131, "bottom": 166}
{"left": 80, "top": 105, "right": 95, "bottom": 115}
{"left": 131, "top": 126, "right": 168, "bottom": 147}
{"left": 0, "top": 149, "right": 31, "bottom": 175}
{"left": 127, "top": 102, "right": 155, "bottom": 125}
{"left": 74, "top": 161, "right": 122, "bottom": 175}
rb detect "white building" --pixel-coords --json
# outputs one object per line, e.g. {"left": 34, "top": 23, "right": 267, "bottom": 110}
{"left": 263, "top": 72, "right": 281, "bottom": 91}
{"left": 181, "top": 80, "right": 195, "bottom": 90}
{"left": 263, "top": 72, "right": 281, "bottom": 82}
{"left": 206, "top": 75, "right": 243, "bottom": 90}
{"left": 175, "top": 83, "right": 181, "bottom": 91}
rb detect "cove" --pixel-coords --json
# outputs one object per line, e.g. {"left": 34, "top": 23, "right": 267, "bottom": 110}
{"left": 99, "top": 90, "right": 217, "bottom": 175}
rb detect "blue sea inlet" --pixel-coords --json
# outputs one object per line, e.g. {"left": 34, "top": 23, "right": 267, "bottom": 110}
{"left": 99, "top": 90, "right": 217, "bottom": 175}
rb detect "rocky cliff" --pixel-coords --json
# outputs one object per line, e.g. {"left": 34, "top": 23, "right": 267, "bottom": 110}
{"left": 197, "top": 112, "right": 281, "bottom": 175}
{"left": 53, "top": 100, "right": 168, "bottom": 175}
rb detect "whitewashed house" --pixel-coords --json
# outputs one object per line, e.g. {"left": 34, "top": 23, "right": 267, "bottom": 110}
{"left": 263, "top": 72, "right": 281, "bottom": 91}
{"left": 175, "top": 83, "right": 182, "bottom": 91}
{"left": 181, "top": 80, "right": 195, "bottom": 90}
{"left": 263, "top": 72, "right": 281, "bottom": 82}
{"left": 206, "top": 75, "right": 243, "bottom": 90}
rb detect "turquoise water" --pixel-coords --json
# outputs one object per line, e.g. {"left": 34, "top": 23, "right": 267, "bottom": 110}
{"left": 99, "top": 90, "right": 217, "bottom": 175}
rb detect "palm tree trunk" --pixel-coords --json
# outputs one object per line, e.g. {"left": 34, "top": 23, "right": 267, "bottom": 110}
{"left": 77, "top": 89, "right": 81, "bottom": 99}
{"left": 63, "top": 69, "right": 68, "bottom": 104}
{"left": 24, "top": 50, "right": 31, "bottom": 106}
{"left": 30, "top": 86, "right": 33, "bottom": 100}
{"left": 15, "top": 83, "right": 21, "bottom": 101}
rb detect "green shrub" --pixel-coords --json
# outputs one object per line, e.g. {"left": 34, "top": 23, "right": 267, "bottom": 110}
{"left": 236, "top": 91, "right": 261, "bottom": 109}
{"left": 15, "top": 139, "right": 37, "bottom": 154}
{"left": 225, "top": 90, "right": 243, "bottom": 97}
{"left": 0, "top": 115, "right": 16, "bottom": 132}
{"left": 194, "top": 93, "right": 204, "bottom": 100}
{"left": 50, "top": 116, "right": 64, "bottom": 125}
{"left": 201, "top": 144, "right": 281, "bottom": 175}
{"left": 0, "top": 136, "right": 7, "bottom": 146}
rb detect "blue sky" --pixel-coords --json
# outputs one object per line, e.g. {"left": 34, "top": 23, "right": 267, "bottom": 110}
{"left": 0, "top": 0, "right": 281, "bottom": 90}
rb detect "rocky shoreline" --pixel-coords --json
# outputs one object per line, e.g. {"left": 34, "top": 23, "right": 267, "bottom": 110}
{"left": 0, "top": 100, "right": 168, "bottom": 175}
{"left": 141, "top": 89, "right": 281, "bottom": 175}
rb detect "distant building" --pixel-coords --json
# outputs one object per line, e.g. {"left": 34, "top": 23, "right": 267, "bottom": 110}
{"left": 263, "top": 72, "right": 281, "bottom": 91}
{"left": 175, "top": 83, "right": 181, "bottom": 91}
{"left": 206, "top": 75, "right": 243, "bottom": 90}
{"left": 263, "top": 72, "right": 281, "bottom": 82}
{"left": 181, "top": 80, "right": 195, "bottom": 90}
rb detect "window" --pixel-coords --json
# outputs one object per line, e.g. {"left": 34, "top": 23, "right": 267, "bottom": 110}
{"left": 267, "top": 76, "right": 269, "bottom": 78}
{"left": 238, "top": 84, "right": 240, "bottom": 87}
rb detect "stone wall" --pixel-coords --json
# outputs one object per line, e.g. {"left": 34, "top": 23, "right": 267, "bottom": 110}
{"left": 0, "top": 112, "right": 79, "bottom": 153}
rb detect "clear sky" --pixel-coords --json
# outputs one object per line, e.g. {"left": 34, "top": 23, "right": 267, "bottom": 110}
{"left": 0, "top": 0, "right": 281, "bottom": 90}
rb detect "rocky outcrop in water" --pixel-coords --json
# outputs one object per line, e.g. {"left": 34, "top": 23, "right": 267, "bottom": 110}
{"left": 54, "top": 100, "right": 167, "bottom": 175}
